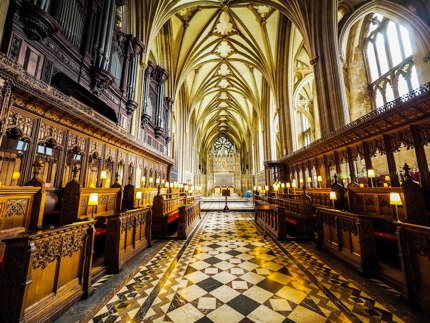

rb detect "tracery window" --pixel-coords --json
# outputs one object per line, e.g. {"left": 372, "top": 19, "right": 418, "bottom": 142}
{"left": 212, "top": 136, "right": 235, "bottom": 155}
{"left": 363, "top": 13, "right": 420, "bottom": 108}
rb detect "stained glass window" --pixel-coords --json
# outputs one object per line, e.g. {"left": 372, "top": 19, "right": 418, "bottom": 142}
{"left": 212, "top": 136, "right": 235, "bottom": 154}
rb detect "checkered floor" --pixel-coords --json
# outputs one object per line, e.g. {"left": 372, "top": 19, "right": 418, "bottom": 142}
{"left": 91, "top": 211, "right": 404, "bottom": 322}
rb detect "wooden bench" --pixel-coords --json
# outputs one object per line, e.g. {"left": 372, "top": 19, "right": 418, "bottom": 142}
{"left": 316, "top": 207, "right": 379, "bottom": 275}
{"left": 152, "top": 192, "right": 187, "bottom": 237}
{"left": 177, "top": 200, "right": 201, "bottom": 239}
{"left": 255, "top": 203, "right": 285, "bottom": 240}
{"left": 105, "top": 207, "right": 152, "bottom": 274}
{"left": 396, "top": 222, "right": 430, "bottom": 315}
{"left": 0, "top": 221, "right": 94, "bottom": 322}
{"left": 276, "top": 195, "right": 313, "bottom": 239}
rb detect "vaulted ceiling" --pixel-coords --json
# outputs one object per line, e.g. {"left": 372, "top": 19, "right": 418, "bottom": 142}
{"left": 133, "top": 0, "right": 282, "bottom": 155}
{"left": 169, "top": 4, "right": 280, "bottom": 154}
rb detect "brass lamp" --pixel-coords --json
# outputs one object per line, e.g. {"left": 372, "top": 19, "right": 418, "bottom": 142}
{"left": 367, "top": 169, "right": 375, "bottom": 187}
{"left": 390, "top": 192, "right": 402, "bottom": 222}
{"left": 330, "top": 191, "right": 337, "bottom": 208}
{"left": 88, "top": 193, "right": 99, "bottom": 218}
{"left": 136, "top": 191, "right": 143, "bottom": 207}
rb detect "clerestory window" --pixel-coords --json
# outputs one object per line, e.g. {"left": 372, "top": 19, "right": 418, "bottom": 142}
{"left": 363, "top": 13, "right": 420, "bottom": 108}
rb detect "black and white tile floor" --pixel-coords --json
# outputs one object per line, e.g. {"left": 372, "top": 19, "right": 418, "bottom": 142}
{"left": 89, "top": 211, "right": 406, "bottom": 322}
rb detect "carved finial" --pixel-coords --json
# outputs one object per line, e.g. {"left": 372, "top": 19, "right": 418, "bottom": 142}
{"left": 403, "top": 163, "right": 411, "bottom": 179}
{"left": 302, "top": 184, "right": 307, "bottom": 194}
{"left": 72, "top": 165, "right": 79, "bottom": 180}
{"left": 32, "top": 157, "right": 44, "bottom": 177}
{"left": 128, "top": 174, "right": 132, "bottom": 185}
{"left": 115, "top": 172, "right": 120, "bottom": 183}
{"left": 333, "top": 174, "right": 338, "bottom": 183}
{"left": 157, "top": 185, "right": 161, "bottom": 196}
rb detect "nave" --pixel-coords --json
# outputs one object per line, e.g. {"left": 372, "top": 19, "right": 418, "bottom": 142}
{"left": 57, "top": 210, "right": 423, "bottom": 323}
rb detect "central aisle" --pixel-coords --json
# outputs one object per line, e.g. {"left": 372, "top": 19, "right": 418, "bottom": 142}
{"left": 92, "top": 212, "right": 403, "bottom": 323}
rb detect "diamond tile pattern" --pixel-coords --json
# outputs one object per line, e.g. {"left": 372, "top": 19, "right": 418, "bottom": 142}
{"left": 91, "top": 211, "right": 404, "bottom": 322}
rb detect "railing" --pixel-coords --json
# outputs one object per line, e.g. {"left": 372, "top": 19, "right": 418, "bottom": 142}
{"left": 105, "top": 207, "right": 151, "bottom": 274}
{"left": 316, "top": 207, "right": 378, "bottom": 274}
{"left": 0, "top": 221, "right": 94, "bottom": 322}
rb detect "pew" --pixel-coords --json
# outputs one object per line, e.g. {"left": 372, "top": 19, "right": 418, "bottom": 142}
{"left": 316, "top": 207, "right": 379, "bottom": 275}
{"left": 104, "top": 207, "right": 152, "bottom": 274}
{"left": 0, "top": 221, "right": 94, "bottom": 322}
{"left": 396, "top": 221, "right": 430, "bottom": 315}
{"left": 177, "top": 200, "right": 201, "bottom": 239}
{"left": 0, "top": 186, "right": 46, "bottom": 268}
{"left": 255, "top": 193, "right": 313, "bottom": 240}
{"left": 152, "top": 191, "right": 187, "bottom": 237}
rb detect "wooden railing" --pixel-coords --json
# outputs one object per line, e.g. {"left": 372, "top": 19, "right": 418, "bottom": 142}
{"left": 0, "top": 221, "right": 94, "bottom": 322}
{"left": 105, "top": 207, "right": 152, "bottom": 274}
{"left": 316, "top": 207, "right": 379, "bottom": 275}
{"left": 396, "top": 221, "right": 430, "bottom": 315}
{"left": 178, "top": 201, "right": 201, "bottom": 239}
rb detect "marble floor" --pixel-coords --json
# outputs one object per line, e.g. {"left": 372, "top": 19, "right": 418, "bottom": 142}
{"left": 201, "top": 197, "right": 254, "bottom": 211}
{"left": 57, "top": 210, "right": 425, "bottom": 322}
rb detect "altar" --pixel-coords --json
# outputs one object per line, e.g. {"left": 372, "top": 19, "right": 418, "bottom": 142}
{"left": 213, "top": 186, "right": 235, "bottom": 196}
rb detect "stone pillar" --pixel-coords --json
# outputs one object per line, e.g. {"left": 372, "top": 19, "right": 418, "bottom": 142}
{"left": 309, "top": 0, "right": 349, "bottom": 136}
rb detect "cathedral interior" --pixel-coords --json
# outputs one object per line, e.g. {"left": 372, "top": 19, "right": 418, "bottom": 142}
{"left": 1, "top": 0, "right": 430, "bottom": 322}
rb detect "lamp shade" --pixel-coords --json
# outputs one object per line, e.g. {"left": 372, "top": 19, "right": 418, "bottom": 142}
{"left": 149, "top": 177, "right": 153, "bottom": 183}
{"left": 100, "top": 171, "right": 107, "bottom": 179}
{"left": 141, "top": 176, "right": 146, "bottom": 182}
{"left": 258, "top": 186, "right": 261, "bottom": 191}
{"left": 299, "top": 178, "right": 304, "bottom": 183}
{"left": 307, "top": 177, "right": 312, "bottom": 183}
{"left": 367, "top": 169, "right": 375, "bottom": 178}
{"left": 292, "top": 182, "right": 296, "bottom": 188}
{"left": 317, "top": 176, "right": 322, "bottom": 182}
{"left": 88, "top": 193, "right": 98, "bottom": 206}
{"left": 390, "top": 192, "right": 402, "bottom": 205}
{"left": 385, "top": 175, "right": 390, "bottom": 181}
{"left": 265, "top": 185, "right": 269, "bottom": 191}
{"left": 286, "top": 183, "right": 290, "bottom": 188}
{"left": 12, "top": 171, "right": 20, "bottom": 180}
{"left": 156, "top": 178, "right": 160, "bottom": 184}
{"left": 329, "top": 191, "right": 337, "bottom": 200}
{"left": 281, "top": 183, "right": 285, "bottom": 188}
{"left": 136, "top": 191, "right": 142, "bottom": 200}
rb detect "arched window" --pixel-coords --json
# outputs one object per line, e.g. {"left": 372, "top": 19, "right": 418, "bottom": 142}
{"left": 212, "top": 136, "right": 235, "bottom": 155}
{"left": 363, "top": 13, "right": 419, "bottom": 108}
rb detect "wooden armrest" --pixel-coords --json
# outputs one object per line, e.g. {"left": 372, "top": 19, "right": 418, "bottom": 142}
{"left": 373, "top": 231, "right": 397, "bottom": 242}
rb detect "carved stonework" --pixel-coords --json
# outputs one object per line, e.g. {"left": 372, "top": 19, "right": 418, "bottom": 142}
{"left": 68, "top": 133, "right": 86, "bottom": 152}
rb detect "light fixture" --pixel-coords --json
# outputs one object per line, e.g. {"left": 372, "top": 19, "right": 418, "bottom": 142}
{"left": 156, "top": 178, "right": 160, "bottom": 184}
{"left": 359, "top": 183, "right": 364, "bottom": 188}
{"left": 390, "top": 192, "right": 402, "bottom": 221}
{"left": 136, "top": 191, "right": 142, "bottom": 207}
{"left": 100, "top": 171, "right": 107, "bottom": 179}
{"left": 253, "top": 186, "right": 256, "bottom": 191}
{"left": 88, "top": 193, "right": 98, "bottom": 218}
{"left": 11, "top": 171, "right": 20, "bottom": 185}
{"left": 317, "top": 175, "right": 322, "bottom": 188}
{"left": 299, "top": 178, "right": 304, "bottom": 184}
{"left": 367, "top": 169, "right": 375, "bottom": 187}
{"left": 329, "top": 191, "right": 337, "bottom": 209}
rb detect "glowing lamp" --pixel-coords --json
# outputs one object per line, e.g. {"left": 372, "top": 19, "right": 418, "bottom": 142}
{"left": 385, "top": 175, "right": 390, "bottom": 182}
{"left": 367, "top": 169, "right": 375, "bottom": 178}
{"left": 307, "top": 177, "right": 312, "bottom": 183}
{"left": 100, "top": 171, "right": 107, "bottom": 179}
{"left": 258, "top": 186, "right": 262, "bottom": 191}
{"left": 265, "top": 185, "right": 269, "bottom": 191}
{"left": 359, "top": 183, "right": 364, "bottom": 188}
{"left": 149, "top": 177, "right": 153, "bottom": 183}
{"left": 12, "top": 171, "right": 20, "bottom": 180}
{"left": 165, "top": 181, "right": 169, "bottom": 187}
{"left": 299, "top": 178, "right": 304, "bottom": 184}
{"left": 141, "top": 176, "right": 146, "bottom": 182}
{"left": 317, "top": 176, "right": 322, "bottom": 182}
{"left": 253, "top": 186, "right": 256, "bottom": 191}
{"left": 170, "top": 183, "right": 174, "bottom": 188}
{"left": 329, "top": 191, "right": 337, "bottom": 200}
{"left": 136, "top": 191, "right": 142, "bottom": 200}
{"left": 88, "top": 193, "right": 99, "bottom": 206}
{"left": 156, "top": 178, "right": 160, "bottom": 184}
{"left": 390, "top": 192, "right": 402, "bottom": 205}
{"left": 286, "top": 183, "right": 290, "bottom": 188}
{"left": 281, "top": 183, "right": 285, "bottom": 188}
{"left": 383, "top": 183, "right": 388, "bottom": 187}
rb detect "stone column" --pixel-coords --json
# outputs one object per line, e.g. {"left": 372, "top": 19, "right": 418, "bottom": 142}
{"left": 309, "top": 0, "right": 349, "bottom": 136}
